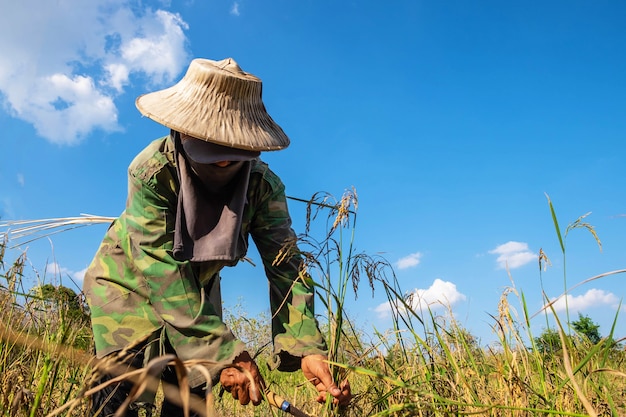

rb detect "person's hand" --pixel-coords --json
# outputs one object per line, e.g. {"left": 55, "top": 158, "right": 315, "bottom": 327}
{"left": 219, "top": 351, "right": 264, "bottom": 406}
{"left": 301, "top": 354, "right": 351, "bottom": 406}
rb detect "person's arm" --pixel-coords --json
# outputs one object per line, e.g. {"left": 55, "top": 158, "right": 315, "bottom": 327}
{"left": 248, "top": 166, "right": 327, "bottom": 371}
{"left": 247, "top": 164, "right": 351, "bottom": 405}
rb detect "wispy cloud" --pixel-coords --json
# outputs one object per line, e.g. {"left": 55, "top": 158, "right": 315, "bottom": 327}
{"left": 396, "top": 252, "right": 422, "bottom": 270}
{"left": 0, "top": 197, "right": 15, "bottom": 219}
{"left": 17, "top": 173, "right": 25, "bottom": 187}
{"left": 230, "top": 2, "right": 241, "bottom": 16}
{"left": 374, "top": 278, "right": 466, "bottom": 317}
{"left": 548, "top": 289, "right": 620, "bottom": 313}
{"left": 488, "top": 241, "right": 536, "bottom": 269}
{"left": 0, "top": 0, "right": 190, "bottom": 145}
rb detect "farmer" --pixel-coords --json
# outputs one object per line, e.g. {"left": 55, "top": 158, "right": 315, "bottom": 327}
{"left": 83, "top": 58, "right": 351, "bottom": 416}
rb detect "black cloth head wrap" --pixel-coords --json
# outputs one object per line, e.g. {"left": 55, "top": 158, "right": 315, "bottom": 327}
{"left": 172, "top": 131, "right": 252, "bottom": 262}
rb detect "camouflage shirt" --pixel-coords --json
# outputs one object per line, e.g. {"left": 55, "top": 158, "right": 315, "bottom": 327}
{"left": 83, "top": 136, "right": 327, "bottom": 385}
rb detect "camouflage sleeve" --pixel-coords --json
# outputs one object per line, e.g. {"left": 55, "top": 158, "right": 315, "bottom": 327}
{"left": 249, "top": 166, "right": 327, "bottom": 372}
{"left": 123, "top": 146, "right": 245, "bottom": 382}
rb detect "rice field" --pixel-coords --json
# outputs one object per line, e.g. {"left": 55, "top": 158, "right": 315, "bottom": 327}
{"left": 1, "top": 191, "right": 624, "bottom": 416}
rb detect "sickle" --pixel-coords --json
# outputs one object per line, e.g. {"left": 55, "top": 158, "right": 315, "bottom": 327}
{"left": 265, "top": 389, "right": 314, "bottom": 417}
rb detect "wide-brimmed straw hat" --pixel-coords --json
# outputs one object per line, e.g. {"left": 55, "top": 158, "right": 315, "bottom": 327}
{"left": 135, "top": 58, "right": 290, "bottom": 151}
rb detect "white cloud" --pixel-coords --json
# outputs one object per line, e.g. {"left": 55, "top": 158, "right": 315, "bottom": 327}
{"left": 24, "top": 73, "right": 119, "bottom": 144}
{"left": 44, "top": 262, "right": 86, "bottom": 287}
{"left": 548, "top": 289, "right": 620, "bottom": 313}
{"left": 0, "top": 0, "right": 190, "bottom": 145}
{"left": 489, "top": 241, "right": 536, "bottom": 269}
{"left": 230, "top": 2, "right": 241, "bottom": 16}
{"left": 375, "top": 278, "right": 466, "bottom": 317}
{"left": 45, "top": 262, "right": 69, "bottom": 276}
{"left": 396, "top": 252, "right": 422, "bottom": 270}
{"left": 118, "top": 10, "right": 189, "bottom": 84}
{"left": 73, "top": 267, "right": 88, "bottom": 285}
{"left": 17, "top": 174, "right": 25, "bottom": 187}
{"left": 105, "top": 63, "right": 131, "bottom": 92}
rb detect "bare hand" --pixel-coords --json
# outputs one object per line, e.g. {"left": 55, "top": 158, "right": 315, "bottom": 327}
{"left": 219, "top": 351, "right": 264, "bottom": 406}
{"left": 301, "top": 354, "right": 351, "bottom": 406}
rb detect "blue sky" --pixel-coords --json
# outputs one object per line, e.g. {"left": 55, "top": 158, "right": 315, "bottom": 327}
{"left": 1, "top": 0, "right": 625, "bottom": 345}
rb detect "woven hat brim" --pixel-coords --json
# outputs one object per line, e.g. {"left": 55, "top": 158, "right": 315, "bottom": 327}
{"left": 135, "top": 58, "right": 290, "bottom": 151}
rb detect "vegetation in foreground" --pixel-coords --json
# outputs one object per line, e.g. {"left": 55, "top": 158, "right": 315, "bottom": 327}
{"left": 0, "top": 192, "right": 624, "bottom": 416}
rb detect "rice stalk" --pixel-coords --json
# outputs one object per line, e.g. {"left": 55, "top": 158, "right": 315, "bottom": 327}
{"left": 553, "top": 312, "right": 598, "bottom": 416}
{"left": 0, "top": 215, "right": 116, "bottom": 249}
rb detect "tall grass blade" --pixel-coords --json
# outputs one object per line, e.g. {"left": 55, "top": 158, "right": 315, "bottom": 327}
{"left": 545, "top": 193, "right": 565, "bottom": 254}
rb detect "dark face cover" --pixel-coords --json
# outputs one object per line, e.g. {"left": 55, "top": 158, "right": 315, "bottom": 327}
{"left": 172, "top": 131, "right": 253, "bottom": 263}
{"left": 187, "top": 159, "right": 245, "bottom": 194}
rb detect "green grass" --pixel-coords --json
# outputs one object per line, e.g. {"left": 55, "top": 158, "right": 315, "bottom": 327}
{"left": 0, "top": 194, "right": 625, "bottom": 416}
